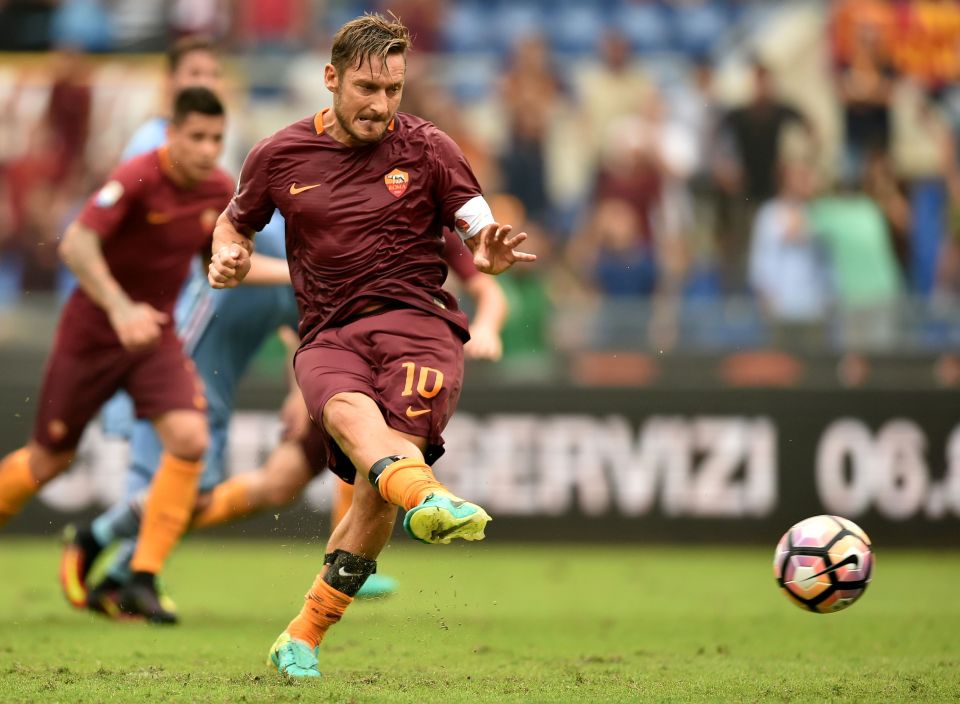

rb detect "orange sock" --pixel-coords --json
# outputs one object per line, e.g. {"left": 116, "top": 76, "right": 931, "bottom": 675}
{"left": 191, "top": 474, "right": 255, "bottom": 529}
{"left": 332, "top": 480, "right": 354, "bottom": 529}
{"left": 0, "top": 448, "right": 39, "bottom": 526}
{"left": 130, "top": 453, "right": 201, "bottom": 574}
{"left": 285, "top": 572, "right": 353, "bottom": 648}
{"left": 375, "top": 457, "right": 449, "bottom": 511}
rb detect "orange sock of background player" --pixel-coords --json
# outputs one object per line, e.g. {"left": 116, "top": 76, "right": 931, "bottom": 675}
{"left": 191, "top": 474, "right": 256, "bottom": 529}
{"left": 130, "top": 453, "right": 201, "bottom": 574}
{"left": 332, "top": 479, "right": 354, "bottom": 528}
{"left": 286, "top": 572, "right": 353, "bottom": 648}
{"left": 375, "top": 457, "right": 449, "bottom": 511}
{"left": 0, "top": 448, "right": 39, "bottom": 525}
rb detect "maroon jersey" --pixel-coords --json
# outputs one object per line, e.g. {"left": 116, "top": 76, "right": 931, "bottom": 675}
{"left": 225, "top": 110, "right": 482, "bottom": 345}
{"left": 69, "top": 148, "right": 233, "bottom": 345}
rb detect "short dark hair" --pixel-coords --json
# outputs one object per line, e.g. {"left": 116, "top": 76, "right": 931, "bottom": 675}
{"left": 331, "top": 12, "right": 411, "bottom": 76}
{"left": 167, "top": 35, "right": 218, "bottom": 74}
{"left": 171, "top": 86, "right": 224, "bottom": 125}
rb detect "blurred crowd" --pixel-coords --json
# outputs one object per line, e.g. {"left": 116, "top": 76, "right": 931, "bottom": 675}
{"left": 4, "top": 0, "right": 960, "bottom": 360}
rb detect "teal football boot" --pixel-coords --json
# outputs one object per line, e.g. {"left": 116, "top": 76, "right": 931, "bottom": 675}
{"left": 268, "top": 632, "right": 322, "bottom": 678}
{"left": 403, "top": 492, "right": 491, "bottom": 544}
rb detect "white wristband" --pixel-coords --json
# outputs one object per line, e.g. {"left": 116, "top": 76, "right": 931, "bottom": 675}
{"left": 453, "top": 195, "right": 495, "bottom": 241}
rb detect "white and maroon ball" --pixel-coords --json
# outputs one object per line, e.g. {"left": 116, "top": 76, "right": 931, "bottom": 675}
{"left": 773, "top": 515, "right": 873, "bottom": 614}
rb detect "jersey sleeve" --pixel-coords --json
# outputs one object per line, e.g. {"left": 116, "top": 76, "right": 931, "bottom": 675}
{"left": 225, "top": 137, "right": 277, "bottom": 234}
{"left": 75, "top": 158, "right": 149, "bottom": 240}
{"left": 429, "top": 128, "right": 484, "bottom": 228}
{"left": 441, "top": 228, "right": 479, "bottom": 282}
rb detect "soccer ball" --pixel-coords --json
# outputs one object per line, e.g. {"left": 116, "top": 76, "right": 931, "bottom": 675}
{"left": 773, "top": 515, "right": 873, "bottom": 614}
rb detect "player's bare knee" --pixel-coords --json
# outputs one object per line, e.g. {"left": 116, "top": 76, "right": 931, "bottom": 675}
{"left": 164, "top": 425, "right": 208, "bottom": 461}
{"left": 156, "top": 411, "right": 209, "bottom": 461}
{"left": 322, "top": 393, "right": 378, "bottom": 444}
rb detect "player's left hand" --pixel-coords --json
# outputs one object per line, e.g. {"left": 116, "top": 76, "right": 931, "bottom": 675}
{"left": 208, "top": 244, "right": 251, "bottom": 289}
{"left": 465, "top": 325, "right": 503, "bottom": 361}
{"left": 471, "top": 223, "right": 537, "bottom": 275}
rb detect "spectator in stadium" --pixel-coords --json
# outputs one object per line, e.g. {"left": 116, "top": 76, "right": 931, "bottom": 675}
{"left": 713, "top": 60, "right": 816, "bottom": 293}
{"left": 566, "top": 198, "right": 656, "bottom": 346}
{"left": 890, "top": 84, "right": 960, "bottom": 297}
{"left": 499, "top": 34, "right": 563, "bottom": 226}
{"left": 835, "top": 21, "right": 895, "bottom": 187}
{"left": 748, "top": 161, "right": 831, "bottom": 352}
{"left": 6, "top": 50, "right": 97, "bottom": 300}
{"left": 809, "top": 176, "right": 903, "bottom": 352}
{"left": 861, "top": 151, "right": 911, "bottom": 277}
{"left": 573, "top": 88, "right": 697, "bottom": 346}
{"left": 575, "top": 30, "right": 653, "bottom": 167}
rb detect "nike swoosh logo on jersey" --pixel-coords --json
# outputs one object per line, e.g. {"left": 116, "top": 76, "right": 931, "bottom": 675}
{"left": 146, "top": 211, "right": 172, "bottom": 224}
{"left": 406, "top": 406, "right": 431, "bottom": 418}
{"left": 289, "top": 182, "right": 322, "bottom": 195}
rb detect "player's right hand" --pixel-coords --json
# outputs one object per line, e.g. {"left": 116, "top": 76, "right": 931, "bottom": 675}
{"left": 109, "top": 302, "right": 168, "bottom": 352}
{"left": 209, "top": 244, "right": 251, "bottom": 289}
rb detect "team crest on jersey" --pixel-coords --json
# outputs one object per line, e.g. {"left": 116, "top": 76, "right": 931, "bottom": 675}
{"left": 384, "top": 168, "right": 409, "bottom": 198}
{"left": 95, "top": 180, "right": 124, "bottom": 208}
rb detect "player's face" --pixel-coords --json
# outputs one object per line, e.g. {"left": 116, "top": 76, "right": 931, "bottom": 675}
{"left": 171, "top": 50, "right": 223, "bottom": 96}
{"left": 326, "top": 52, "right": 405, "bottom": 146}
{"left": 167, "top": 113, "right": 225, "bottom": 183}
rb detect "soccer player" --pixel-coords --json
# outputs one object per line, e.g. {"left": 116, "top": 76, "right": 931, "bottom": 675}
{"left": 99, "top": 34, "right": 226, "bottom": 439}
{"left": 0, "top": 87, "right": 234, "bottom": 622}
{"left": 124, "top": 35, "right": 224, "bottom": 161}
{"left": 208, "top": 14, "right": 535, "bottom": 677}
{"left": 66, "top": 227, "right": 507, "bottom": 614}
{"left": 58, "top": 36, "right": 289, "bottom": 621}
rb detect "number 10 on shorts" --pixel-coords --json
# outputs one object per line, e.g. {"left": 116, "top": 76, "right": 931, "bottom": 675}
{"left": 401, "top": 362, "right": 444, "bottom": 399}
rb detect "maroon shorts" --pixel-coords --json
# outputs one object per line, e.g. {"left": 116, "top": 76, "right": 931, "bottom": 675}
{"left": 32, "top": 325, "right": 205, "bottom": 452}
{"left": 294, "top": 307, "right": 464, "bottom": 483}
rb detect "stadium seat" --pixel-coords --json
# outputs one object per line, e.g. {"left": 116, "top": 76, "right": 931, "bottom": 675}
{"left": 442, "top": 1, "right": 495, "bottom": 54}
{"left": 613, "top": 3, "right": 673, "bottom": 55}
{"left": 549, "top": 4, "right": 608, "bottom": 56}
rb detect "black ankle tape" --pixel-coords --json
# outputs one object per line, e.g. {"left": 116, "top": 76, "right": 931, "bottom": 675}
{"left": 367, "top": 455, "right": 405, "bottom": 489}
{"left": 323, "top": 549, "right": 377, "bottom": 597}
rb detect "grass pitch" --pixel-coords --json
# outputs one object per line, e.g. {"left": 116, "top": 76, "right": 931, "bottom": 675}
{"left": 0, "top": 538, "right": 957, "bottom": 703}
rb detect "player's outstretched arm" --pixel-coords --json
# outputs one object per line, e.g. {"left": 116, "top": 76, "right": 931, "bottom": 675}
{"left": 209, "top": 211, "right": 254, "bottom": 288}
{"left": 59, "top": 222, "right": 168, "bottom": 351}
{"left": 465, "top": 222, "right": 537, "bottom": 275}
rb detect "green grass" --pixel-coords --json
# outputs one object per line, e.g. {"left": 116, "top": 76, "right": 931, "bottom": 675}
{"left": 0, "top": 539, "right": 957, "bottom": 703}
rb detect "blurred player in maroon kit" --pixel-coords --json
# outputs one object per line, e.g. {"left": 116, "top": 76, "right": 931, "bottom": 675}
{"left": 0, "top": 87, "right": 234, "bottom": 622}
{"left": 207, "top": 13, "right": 535, "bottom": 678}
